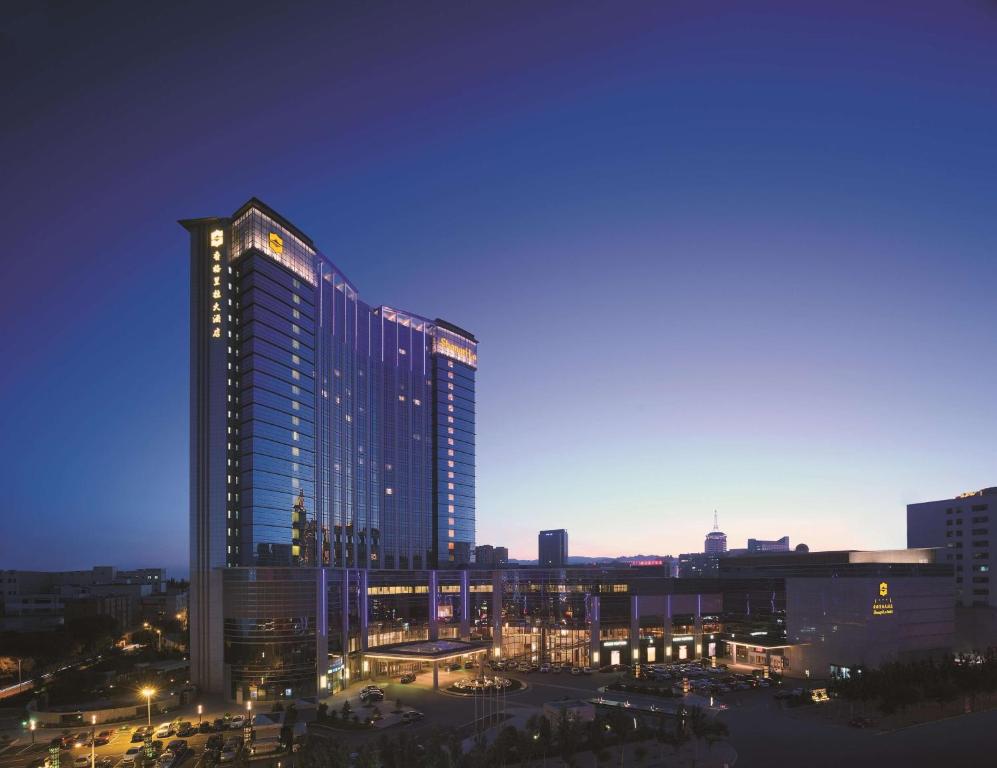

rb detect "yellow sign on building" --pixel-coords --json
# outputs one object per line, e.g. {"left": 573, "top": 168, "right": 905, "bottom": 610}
{"left": 269, "top": 232, "right": 284, "bottom": 255}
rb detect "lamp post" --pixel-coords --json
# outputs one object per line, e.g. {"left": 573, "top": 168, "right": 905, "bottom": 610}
{"left": 244, "top": 701, "right": 253, "bottom": 747}
{"left": 29, "top": 720, "right": 35, "bottom": 745}
{"left": 197, "top": 704, "right": 203, "bottom": 728}
{"left": 90, "top": 716, "right": 96, "bottom": 768}
{"left": 141, "top": 688, "right": 156, "bottom": 726}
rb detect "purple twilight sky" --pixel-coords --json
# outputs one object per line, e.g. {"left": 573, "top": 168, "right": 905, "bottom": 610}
{"left": 1, "top": 1, "right": 997, "bottom": 573}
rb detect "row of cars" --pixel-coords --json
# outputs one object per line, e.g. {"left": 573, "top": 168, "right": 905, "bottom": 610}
{"left": 489, "top": 660, "right": 595, "bottom": 675}
{"left": 641, "top": 662, "right": 773, "bottom": 695}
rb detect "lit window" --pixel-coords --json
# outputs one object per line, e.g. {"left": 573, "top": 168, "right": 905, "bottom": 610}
{"left": 292, "top": 447, "right": 300, "bottom": 457}
{"left": 385, "top": 488, "right": 394, "bottom": 496}
{"left": 292, "top": 370, "right": 300, "bottom": 380}
{"left": 448, "top": 530, "right": 455, "bottom": 538}
{"left": 292, "top": 354, "right": 300, "bottom": 364}
{"left": 413, "top": 399, "right": 421, "bottom": 406}
{"left": 448, "top": 494, "right": 455, "bottom": 501}
{"left": 292, "top": 431, "right": 299, "bottom": 441}
{"left": 292, "top": 400, "right": 300, "bottom": 410}
{"left": 448, "top": 483, "right": 454, "bottom": 490}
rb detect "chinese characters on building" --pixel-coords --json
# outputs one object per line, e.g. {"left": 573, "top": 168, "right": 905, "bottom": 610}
{"left": 209, "top": 229, "right": 224, "bottom": 340}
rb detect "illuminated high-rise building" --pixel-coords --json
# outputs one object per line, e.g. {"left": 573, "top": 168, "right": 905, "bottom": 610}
{"left": 183, "top": 198, "right": 476, "bottom": 697}
{"left": 704, "top": 511, "right": 727, "bottom": 554}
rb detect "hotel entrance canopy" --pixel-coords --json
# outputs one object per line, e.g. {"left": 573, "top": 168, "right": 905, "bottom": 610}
{"left": 363, "top": 638, "right": 490, "bottom": 663}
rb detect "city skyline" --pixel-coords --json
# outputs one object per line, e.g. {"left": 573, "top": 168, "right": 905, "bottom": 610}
{"left": 3, "top": 1, "right": 997, "bottom": 574}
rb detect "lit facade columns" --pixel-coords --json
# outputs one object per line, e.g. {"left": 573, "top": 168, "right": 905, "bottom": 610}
{"left": 589, "top": 594, "right": 601, "bottom": 667}
{"left": 341, "top": 570, "right": 350, "bottom": 678}
{"left": 629, "top": 596, "right": 640, "bottom": 667}
{"left": 491, "top": 570, "right": 503, "bottom": 657}
{"left": 663, "top": 595, "right": 673, "bottom": 661}
{"left": 360, "top": 569, "right": 369, "bottom": 652}
{"left": 693, "top": 594, "right": 703, "bottom": 659}
{"left": 429, "top": 570, "right": 439, "bottom": 641}
{"left": 316, "top": 568, "right": 329, "bottom": 697}
{"left": 460, "top": 570, "right": 471, "bottom": 640}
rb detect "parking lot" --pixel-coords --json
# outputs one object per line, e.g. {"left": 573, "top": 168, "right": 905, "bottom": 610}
{"left": 0, "top": 713, "right": 275, "bottom": 768}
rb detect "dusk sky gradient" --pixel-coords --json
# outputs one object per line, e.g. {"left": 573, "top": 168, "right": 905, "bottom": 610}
{"left": 2, "top": 1, "right": 997, "bottom": 574}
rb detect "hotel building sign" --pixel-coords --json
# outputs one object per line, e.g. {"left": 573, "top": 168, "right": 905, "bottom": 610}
{"left": 209, "top": 229, "right": 225, "bottom": 340}
{"left": 872, "top": 581, "right": 895, "bottom": 617}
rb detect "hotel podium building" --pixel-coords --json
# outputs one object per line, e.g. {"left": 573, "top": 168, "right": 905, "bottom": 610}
{"left": 183, "top": 199, "right": 477, "bottom": 700}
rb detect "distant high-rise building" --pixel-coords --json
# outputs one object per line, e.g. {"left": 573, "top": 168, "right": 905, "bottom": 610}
{"left": 704, "top": 511, "right": 727, "bottom": 554}
{"left": 474, "top": 544, "right": 509, "bottom": 568}
{"left": 908, "top": 486, "right": 996, "bottom": 608}
{"left": 475, "top": 544, "right": 494, "bottom": 567}
{"left": 539, "top": 529, "right": 568, "bottom": 568}
{"left": 747, "top": 536, "right": 790, "bottom": 552}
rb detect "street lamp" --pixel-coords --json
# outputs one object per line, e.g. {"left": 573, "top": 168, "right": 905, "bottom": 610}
{"left": 244, "top": 701, "right": 253, "bottom": 746}
{"left": 29, "top": 720, "right": 35, "bottom": 745}
{"left": 141, "top": 688, "right": 156, "bottom": 726}
{"left": 197, "top": 704, "right": 203, "bottom": 727}
{"left": 90, "top": 716, "right": 96, "bottom": 768}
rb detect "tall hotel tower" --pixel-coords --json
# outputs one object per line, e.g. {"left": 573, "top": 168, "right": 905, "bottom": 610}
{"left": 182, "top": 199, "right": 476, "bottom": 698}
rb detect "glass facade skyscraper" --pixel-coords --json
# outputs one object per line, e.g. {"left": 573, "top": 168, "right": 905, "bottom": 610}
{"left": 182, "top": 199, "right": 476, "bottom": 697}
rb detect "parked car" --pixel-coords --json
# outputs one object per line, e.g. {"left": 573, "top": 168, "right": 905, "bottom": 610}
{"left": 97, "top": 731, "right": 113, "bottom": 741}
{"left": 166, "top": 740, "right": 187, "bottom": 754}
{"left": 570, "top": 667, "right": 582, "bottom": 676}
{"left": 539, "top": 663, "right": 551, "bottom": 673}
{"left": 176, "top": 722, "right": 196, "bottom": 737}
{"left": 121, "top": 748, "right": 141, "bottom": 766}
{"left": 72, "top": 733, "right": 90, "bottom": 748}
{"left": 73, "top": 757, "right": 90, "bottom": 768}
{"left": 447, "top": 662, "right": 462, "bottom": 672}
{"left": 400, "top": 672, "right": 416, "bottom": 684}
{"left": 229, "top": 715, "right": 245, "bottom": 729}
{"left": 363, "top": 689, "right": 385, "bottom": 701}
{"left": 463, "top": 660, "right": 475, "bottom": 669}
{"left": 154, "top": 723, "right": 174, "bottom": 739}
{"left": 96, "top": 757, "right": 114, "bottom": 768}
{"left": 582, "top": 666, "right": 593, "bottom": 674}
{"left": 198, "top": 722, "right": 215, "bottom": 733}
{"left": 401, "top": 710, "right": 425, "bottom": 724}
{"left": 206, "top": 735, "right": 225, "bottom": 751}
{"left": 552, "top": 664, "right": 563, "bottom": 673}
{"left": 213, "top": 719, "right": 225, "bottom": 732}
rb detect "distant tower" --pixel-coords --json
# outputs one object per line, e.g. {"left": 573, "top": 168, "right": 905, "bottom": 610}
{"left": 704, "top": 511, "right": 727, "bottom": 554}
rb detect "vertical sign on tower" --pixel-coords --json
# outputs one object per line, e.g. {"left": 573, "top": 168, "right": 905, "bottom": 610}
{"left": 209, "top": 229, "right": 225, "bottom": 340}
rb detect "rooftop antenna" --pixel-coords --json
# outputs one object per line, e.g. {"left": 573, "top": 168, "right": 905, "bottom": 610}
{"left": 712, "top": 510, "right": 719, "bottom": 531}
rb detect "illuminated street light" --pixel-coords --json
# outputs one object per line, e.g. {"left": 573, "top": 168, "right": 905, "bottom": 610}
{"left": 29, "top": 720, "right": 36, "bottom": 745}
{"left": 197, "top": 704, "right": 203, "bottom": 727}
{"left": 90, "top": 716, "right": 96, "bottom": 768}
{"left": 141, "top": 688, "right": 156, "bottom": 726}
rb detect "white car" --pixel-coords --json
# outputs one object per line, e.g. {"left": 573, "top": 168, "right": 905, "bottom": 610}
{"left": 154, "top": 723, "right": 173, "bottom": 739}
{"left": 229, "top": 715, "right": 245, "bottom": 729}
{"left": 121, "top": 748, "right": 141, "bottom": 766}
